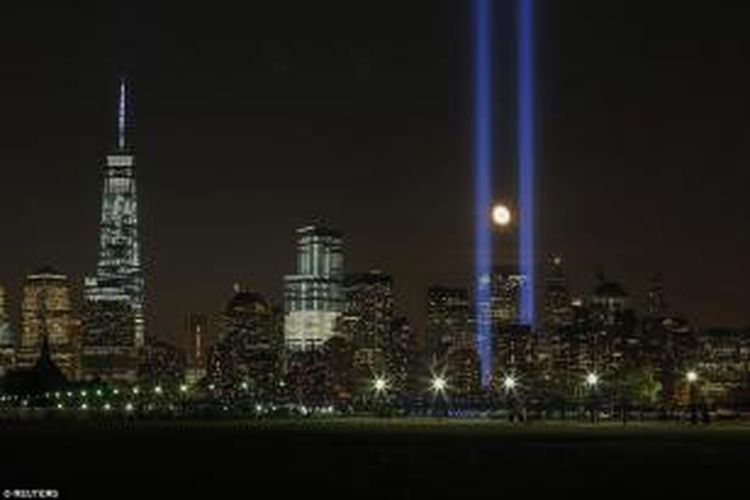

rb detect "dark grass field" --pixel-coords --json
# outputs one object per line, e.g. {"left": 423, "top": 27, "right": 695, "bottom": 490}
{"left": 2, "top": 417, "right": 750, "bottom": 498}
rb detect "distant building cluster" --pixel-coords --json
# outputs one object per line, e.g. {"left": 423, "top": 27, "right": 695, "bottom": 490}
{"left": 1, "top": 81, "right": 749, "bottom": 419}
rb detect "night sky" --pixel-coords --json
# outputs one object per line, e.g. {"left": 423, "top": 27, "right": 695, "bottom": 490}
{"left": 2, "top": 1, "right": 749, "bottom": 348}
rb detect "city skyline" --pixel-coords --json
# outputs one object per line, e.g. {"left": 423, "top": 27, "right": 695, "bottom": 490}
{"left": 3, "top": 4, "right": 750, "bottom": 496}
{"left": 2, "top": 1, "right": 749, "bottom": 347}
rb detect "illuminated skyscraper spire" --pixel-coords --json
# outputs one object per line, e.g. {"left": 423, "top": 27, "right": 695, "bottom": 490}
{"left": 118, "top": 78, "right": 127, "bottom": 150}
{"left": 82, "top": 78, "right": 144, "bottom": 381}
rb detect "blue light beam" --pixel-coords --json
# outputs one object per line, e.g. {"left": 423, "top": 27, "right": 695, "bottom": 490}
{"left": 518, "top": 0, "right": 535, "bottom": 327}
{"left": 473, "top": 0, "right": 493, "bottom": 387}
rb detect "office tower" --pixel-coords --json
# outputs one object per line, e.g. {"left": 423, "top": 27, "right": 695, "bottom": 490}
{"left": 483, "top": 266, "right": 526, "bottom": 327}
{"left": 543, "top": 255, "right": 573, "bottom": 331}
{"left": 426, "top": 286, "right": 471, "bottom": 362}
{"left": 590, "top": 279, "right": 630, "bottom": 326}
{"left": 184, "top": 313, "right": 210, "bottom": 384}
{"left": 138, "top": 340, "right": 186, "bottom": 388}
{"left": 324, "top": 333, "right": 354, "bottom": 405}
{"left": 426, "top": 287, "right": 477, "bottom": 395}
{"left": 0, "top": 284, "right": 11, "bottom": 346}
{"left": 17, "top": 267, "right": 79, "bottom": 379}
{"left": 0, "top": 284, "right": 15, "bottom": 375}
{"left": 82, "top": 79, "right": 143, "bottom": 381}
{"left": 341, "top": 271, "right": 393, "bottom": 348}
{"left": 386, "top": 316, "right": 411, "bottom": 396}
{"left": 283, "top": 225, "right": 344, "bottom": 351}
{"left": 588, "top": 278, "right": 638, "bottom": 381}
{"left": 492, "top": 323, "right": 536, "bottom": 390}
{"left": 646, "top": 273, "right": 666, "bottom": 318}
{"left": 208, "top": 286, "right": 279, "bottom": 397}
{"left": 341, "top": 271, "right": 393, "bottom": 388}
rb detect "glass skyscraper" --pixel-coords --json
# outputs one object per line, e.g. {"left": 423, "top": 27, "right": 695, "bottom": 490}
{"left": 283, "top": 225, "right": 344, "bottom": 351}
{"left": 82, "top": 80, "right": 144, "bottom": 381}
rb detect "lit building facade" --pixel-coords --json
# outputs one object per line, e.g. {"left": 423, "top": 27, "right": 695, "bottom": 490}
{"left": 138, "top": 339, "right": 186, "bottom": 389}
{"left": 283, "top": 225, "right": 344, "bottom": 351}
{"left": 341, "top": 271, "right": 393, "bottom": 388}
{"left": 426, "top": 286, "right": 471, "bottom": 362}
{"left": 0, "top": 284, "right": 15, "bottom": 375}
{"left": 482, "top": 266, "right": 527, "bottom": 327}
{"left": 82, "top": 79, "right": 143, "bottom": 381}
{"left": 542, "top": 255, "right": 573, "bottom": 332}
{"left": 0, "top": 284, "right": 11, "bottom": 346}
{"left": 185, "top": 312, "right": 210, "bottom": 384}
{"left": 17, "top": 267, "right": 79, "bottom": 379}
{"left": 208, "top": 287, "right": 280, "bottom": 398}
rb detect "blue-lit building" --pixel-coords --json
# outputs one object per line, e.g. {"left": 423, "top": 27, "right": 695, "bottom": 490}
{"left": 82, "top": 80, "right": 144, "bottom": 382}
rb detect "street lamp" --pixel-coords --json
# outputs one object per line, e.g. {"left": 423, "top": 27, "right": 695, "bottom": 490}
{"left": 686, "top": 370, "right": 699, "bottom": 424}
{"left": 431, "top": 376, "right": 447, "bottom": 395}
{"left": 502, "top": 375, "right": 517, "bottom": 392}
{"left": 585, "top": 372, "right": 599, "bottom": 388}
{"left": 373, "top": 377, "right": 388, "bottom": 394}
{"left": 502, "top": 375, "right": 522, "bottom": 422}
{"left": 584, "top": 372, "right": 599, "bottom": 423}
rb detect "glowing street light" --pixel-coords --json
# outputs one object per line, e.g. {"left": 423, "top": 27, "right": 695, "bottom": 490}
{"left": 686, "top": 370, "right": 699, "bottom": 383}
{"left": 180, "top": 384, "right": 188, "bottom": 393}
{"left": 241, "top": 381, "right": 249, "bottom": 391}
{"left": 431, "top": 376, "right": 447, "bottom": 394}
{"left": 502, "top": 375, "right": 517, "bottom": 392}
{"left": 585, "top": 372, "right": 599, "bottom": 388}
{"left": 132, "top": 386, "right": 140, "bottom": 395}
{"left": 125, "top": 402, "right": 134, "bottom": 412}
{"left": 585, "top": 372, "right": 600, "bottom": 424}
{"left": 373, "top": 377, "right": 388, "bottom": 394}
{"left": 154, "top": 386, "right": 163, "bottom": 395}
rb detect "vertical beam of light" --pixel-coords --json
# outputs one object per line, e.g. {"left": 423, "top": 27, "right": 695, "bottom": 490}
{"left": 518, "top": 0, "right": 535, "bottom": 327}
{"left": 118, "top": 79, "right": 126, "bottom": 150}
{"left": 473, "top": 0, "right": 493, "bottom": 387}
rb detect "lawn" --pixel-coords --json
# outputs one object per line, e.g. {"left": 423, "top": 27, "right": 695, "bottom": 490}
{"left": 1, "top": 417, "right": 748, "bottom": 497}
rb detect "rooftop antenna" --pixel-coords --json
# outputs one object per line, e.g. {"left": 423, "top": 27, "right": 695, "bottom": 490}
{"left": 118, "top": 78, "right": 127, "bottom": 150}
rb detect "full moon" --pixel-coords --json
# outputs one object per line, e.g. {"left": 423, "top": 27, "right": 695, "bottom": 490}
{"left": 492, "top": 204, "right": 511, "bottom": 226}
